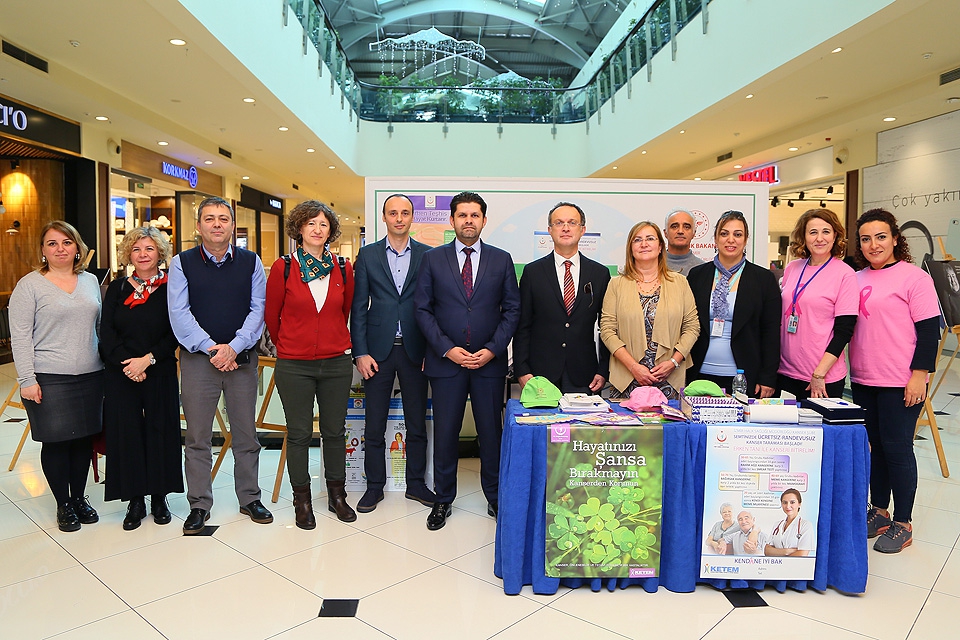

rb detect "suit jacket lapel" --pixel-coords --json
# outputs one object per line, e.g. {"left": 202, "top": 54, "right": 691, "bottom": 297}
{"left": 376, "top": 238, "right": 394, "bottom": 287}
{"left": 472, "top": 240, "right": 488, "bottom": 292}
{"left": 401, "top": 240, "right": 425, "bottom": 294}
{"left": 444, "top": 242, "right": 469, "bottom": 302}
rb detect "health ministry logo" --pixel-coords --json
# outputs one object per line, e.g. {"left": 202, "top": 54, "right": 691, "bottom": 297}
{"left": 715, "top": 430, "right": 727, "bottom": 443}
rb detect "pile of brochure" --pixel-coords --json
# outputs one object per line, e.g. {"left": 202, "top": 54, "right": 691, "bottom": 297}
{"left": 559, "top": 393, "right": 610, "bottom": 414}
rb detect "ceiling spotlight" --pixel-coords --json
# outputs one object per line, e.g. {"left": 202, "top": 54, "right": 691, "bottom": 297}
{"left": 69, "top": 40, "right": 80, "bottom": 48}
{"left": 798, "top": 191, "right": 805, "bottom": 200}
{"left": 641, "top": 150, "right": 647, "bottom": 155}
{"left": 306, "top": 148, "right": 316, "bottom": 153}
{"left": 788, "top": 200, "right": 795, "bottom": 207}
{"left": 169, "top": 39, "right": 187, "bottom": 46}
{"left": 612, "top": 166, "right": 618, "bottom": 170}
{"left": 771, "top": 196, "right": 779, "bottom": 207}
{"left": 826, "top": 185, "right": 834, "bottom": 194}
{"left": 242, "top": 176, "right": 250, "bottom": 180}
{"left": 95, "top": 115, "right": 109, "bottom": 121}
{"left": 694, "top": 177, "right": 701, "bottom": 181}
{"left": 242, "top": 97, "right": 256, "bottom": 103}
{"left": 11, "top": 159, "right": 21, "bottom": 170}
{"left": 745, "top": 94, "right": 754, "bottom": 99}
{"left": 327, "top": 165, "right": 335, "bottom": 170}
{"left": 278, "top": 126, "right": 289, "bottom": 132}
{"left": 820, "top": 200, "right": 826, "bottom": 208}
{"left": 158, "top": 141, "right": 169, "bottom": 146}
{"left": 831, "top": 47, "right": 843, "bottom": 54}
{"left": 788, "top": 146, "right": 799, "bottom": 152}
{"left": 883, "top": 116, "right": 896, "bottom": 122}
{"left": 733, "top": 164, "right": 742, "bottom": 169}
{"left": 679, "top": 129, "right": 686, "bottom": 134}
{"left": 204, "top": 160, "right": 213, "bottom": 165}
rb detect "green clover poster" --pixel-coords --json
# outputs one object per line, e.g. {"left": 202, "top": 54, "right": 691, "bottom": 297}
{"left": 545, "top": 424, "right": 664, "bottom": 578}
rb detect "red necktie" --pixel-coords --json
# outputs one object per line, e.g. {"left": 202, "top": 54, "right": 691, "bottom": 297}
{"left": 563, "top": 260, "right": 575, "bottom": 315}
{"left": 461, "top": 247, "right": 474, "bottom": 299}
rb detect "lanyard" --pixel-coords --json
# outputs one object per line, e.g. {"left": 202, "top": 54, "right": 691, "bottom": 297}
{"left": 791, "top": 258, "right": 831, "bottom": 315}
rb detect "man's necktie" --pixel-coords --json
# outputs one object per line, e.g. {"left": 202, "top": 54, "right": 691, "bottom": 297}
{"left": 563, "top": 260, "right": 575, "bottom": 315}
{"left": 462, "top": 247, "right": 474, "bottom": 299}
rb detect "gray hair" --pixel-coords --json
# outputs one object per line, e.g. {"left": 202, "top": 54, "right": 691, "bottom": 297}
{"left": 664, "top": 208, "right": 693, "bottom": 228}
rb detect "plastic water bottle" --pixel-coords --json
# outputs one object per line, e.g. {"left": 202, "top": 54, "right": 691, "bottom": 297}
{"left": 732, "top": 369, "right": 748, "bottom": 403}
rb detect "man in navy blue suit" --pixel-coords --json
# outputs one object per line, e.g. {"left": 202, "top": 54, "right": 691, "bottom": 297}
{"left": 351, "top": 194, "right": 435, "bottom": 513}
{"left": 415, "top": 192, "right": 521, "bottom": 530}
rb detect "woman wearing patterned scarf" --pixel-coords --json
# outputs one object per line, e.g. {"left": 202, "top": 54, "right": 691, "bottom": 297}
{"left": 100, "top": 226, "right": 182, "bottom": 531}
{"left": 687, "top": 211, "right": 781, "bottom": 398}
{"left": 265, "top": 200, "right": 357, "bottom": 528}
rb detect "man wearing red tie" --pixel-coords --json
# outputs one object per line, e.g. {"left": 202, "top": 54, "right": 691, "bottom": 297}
{"left": 414, "top": 192, "right": 521, "bottom": 530}
{"left": 514, "top": 202, "right": 611, "bottom": 394}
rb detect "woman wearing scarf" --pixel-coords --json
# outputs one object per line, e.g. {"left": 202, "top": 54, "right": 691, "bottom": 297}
{"left": 265, "top": 200, "right": 356, "bottom": 528}
{"left": 100, "top": 226, "right": 182, "bottom": 530}
{"left": 687, "top": 211, "right": 781, "bottom": 398}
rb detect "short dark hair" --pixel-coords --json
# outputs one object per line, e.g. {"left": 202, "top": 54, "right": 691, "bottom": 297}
{"left": 714, "top": 210, "right": 749, "bottom": 240}
{"left": 548, "top": 202, "right": 586, "bottom": 226}
{"left": 855, "top": 208, "right": 912, "bottom": 268}
{"left": 450, "top": 191, "right": 486, "bottom": 216}
{"left": 197, "top": 196, "right": 234, "bottom": 221}
{"left": 285, "top": 200, "right": 341, "bottom": 245}
{"left": 382, "top": 193, "right": 414, "bottom": 215}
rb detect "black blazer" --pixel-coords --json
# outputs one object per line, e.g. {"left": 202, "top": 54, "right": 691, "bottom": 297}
{"left": 686, "top": 260, "right": 782, "bottom": 391}
{"left": 351, "top": 237, "right": 428, "bottom": 363}
{"left": 513, "top": 252, "right": 610, "bottom": 388}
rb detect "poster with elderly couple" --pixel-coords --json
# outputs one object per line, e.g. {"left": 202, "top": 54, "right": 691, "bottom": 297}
{"left": 700, "top": 424, "right": 823, "bottom": 581}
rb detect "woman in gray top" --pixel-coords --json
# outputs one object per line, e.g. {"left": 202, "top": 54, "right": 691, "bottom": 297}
{"left": 10, "top": 221, "right": 104, "bottom": 533}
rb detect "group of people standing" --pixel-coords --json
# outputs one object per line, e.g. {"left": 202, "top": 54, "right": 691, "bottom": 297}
{"left": 9, "top": 192, "right": 937, "bottom": 554}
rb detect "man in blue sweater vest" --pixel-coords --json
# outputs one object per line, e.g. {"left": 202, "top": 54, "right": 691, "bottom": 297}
{"left": 168, "top": 196, "right": 273, "bottom": 533}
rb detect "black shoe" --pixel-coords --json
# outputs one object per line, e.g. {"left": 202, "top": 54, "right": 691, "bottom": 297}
{"left": 426, "top": 502, "right": 452, "bottom": 531}
{"left": 151, "top": 495, "right": 171, "bottom": 525}
{"left": 57, "top": 502, "right": 81, "bottom": 533}
{"left": 240, "top": 500, "right": 274, "bottom": 524}
{"left": 487, "top": 501, "right": 498, "bottom": 519}
{"left": 183, "top": 508, "right": 210, "bottom": 534}
{"left": 356, "top": 488, "right": 384, "bottom": 513}
{"left": 123, "top": 497, "right": 147, "bottom": 531}
{"left": 71, "top": 496, "right": 99, "bottom": 524}
{"left": 404, "top": 484, "right": 437, "bottom": 507}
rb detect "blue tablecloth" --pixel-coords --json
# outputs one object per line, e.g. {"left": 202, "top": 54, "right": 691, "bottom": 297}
{"left": 493, "top": 399, "right": 870, "bottom": 594}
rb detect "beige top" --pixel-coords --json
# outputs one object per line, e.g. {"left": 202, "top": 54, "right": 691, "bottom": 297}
{"left": 600, "top": 273, "right": 700, "bottom": 393}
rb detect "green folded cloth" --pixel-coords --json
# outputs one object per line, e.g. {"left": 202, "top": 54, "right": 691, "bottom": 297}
{"left": 683, "top": 380, "right": 725, "bottom": 397}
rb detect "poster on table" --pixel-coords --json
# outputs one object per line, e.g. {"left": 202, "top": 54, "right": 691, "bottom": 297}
{"left": 544, "top": 424, "right": 663, "bottom": 579}
{"left": 365, "top": 177, "right": 770, "bottom": 271}
{"left": 344, "top": 394, "right": 434, "bottom": 492}
{"left": 700, "top": 424, "right": 823, "bottom": 581}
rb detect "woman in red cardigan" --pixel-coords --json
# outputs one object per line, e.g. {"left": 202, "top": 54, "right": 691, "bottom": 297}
{"left": 265, "top": 200, "right": 356, "bottom": 528}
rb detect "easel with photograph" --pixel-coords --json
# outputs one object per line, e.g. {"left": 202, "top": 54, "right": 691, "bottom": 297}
{"left": 916, "top": 327, "right": 952, "bottom": 478}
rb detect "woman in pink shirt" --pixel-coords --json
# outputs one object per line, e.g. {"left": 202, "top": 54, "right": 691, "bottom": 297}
{"left": 778, "top": 209, "right": 858, "bottom": 399}
{"left": 849, "top": 209, "right": 940, "bottom": 554}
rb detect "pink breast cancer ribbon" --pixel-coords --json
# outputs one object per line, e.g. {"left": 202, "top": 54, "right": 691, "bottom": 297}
{"left": 859, "top": 286, "right": 872, "bottom": 319}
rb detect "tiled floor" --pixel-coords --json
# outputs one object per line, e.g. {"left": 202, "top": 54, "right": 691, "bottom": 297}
{"left": 1, "top": 360, "right": 958, "bottom": 639}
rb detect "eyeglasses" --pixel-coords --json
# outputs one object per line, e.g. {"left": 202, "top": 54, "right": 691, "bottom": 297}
{"left": 550, "top": 220, "right": 583, "bottom": 229}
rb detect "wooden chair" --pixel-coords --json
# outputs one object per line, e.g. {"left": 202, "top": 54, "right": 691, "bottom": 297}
{"left": 2, "top": 383, "right": 30, "bottom": 472}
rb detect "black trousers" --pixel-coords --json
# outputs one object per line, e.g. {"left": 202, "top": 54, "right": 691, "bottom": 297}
{"left": 851, "top": 383, "right": 922, "bottom": 523}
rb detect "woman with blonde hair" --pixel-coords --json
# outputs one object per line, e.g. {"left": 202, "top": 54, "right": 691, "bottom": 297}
{"left": 600, "top": 221, "right": 699, "bottom": 400}
{"left": 9, "top": 221, "right": 103, "bottom": 532}
{"left": 778, "top": 208, "right": 858, "bottom": 399}
{"left": 100, "top": 226, "right": 182, "bottom": 530}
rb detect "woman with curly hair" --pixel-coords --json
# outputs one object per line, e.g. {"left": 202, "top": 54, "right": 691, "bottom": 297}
{"left": 265, "top": 200, "right": 356, "bottom": 528}
{"left": 778, "top": 209, "right": 858, "bottom": 399}
{"left": 849, "top": 208, "right": 940, "bottom": 553}
{"left": 100, "top": 226, "right": 182, "bottom": 530}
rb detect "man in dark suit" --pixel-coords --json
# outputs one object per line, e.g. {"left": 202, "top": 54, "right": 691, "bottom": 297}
{"left": 351, "top": 194, "right": 435, "bottom": 513}
{"left": 514, "top": 202, "right": 610, "bottom": 393}
{"left": 415, "top": 191, "right": 521, "bottom": 530}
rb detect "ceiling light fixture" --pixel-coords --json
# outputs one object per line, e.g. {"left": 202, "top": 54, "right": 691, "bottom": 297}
{"left": 745, "top": 94, "right": 754, "bottom": 99}
{"left": 612, "top": 166, "right": 618, "bottom": 170}
{"left": 157, "top": 141, "right": 169, "bottom": 146}
{"left": 733, "top": 164, "right": 742, "bottom": 169}
{"left": 169, "top": 39, "right": 187, "bottom": 46}
{"left": 788, "top": 147, "right": 799, "bottom": 152}
{"left": 826, "top": 185, "right": 834, "bottom": 194}
{"left": 831, "top": 47, "right": 842, "bottom": 54}
{"left": 771, "top": 196, "right": 779, "bottom": 207}
{"left": 788, "top": 200, "right": 795, "bottom": 207}
{"left": 883, "top": 117, "right": 896, "bottom": 122}
{"left": 820, "top": 200, "right": 826, "bottom": 208}
{"left": 278, "top": 126, "right": 289, "bottom": 131}
{"left": 798, "top": 191, "right": 805, "bottom": 200}
{"left": 641, "top": 150, "right": 647, "bottom": 155}
{"left": 306, "top": 148, "right": 316, "bottom": 153}
{"left": 694, "top": 177, "right": 701, "bottom": 181}
{"left": 95, "top": 116, "right": 109, "bottom": 121}
{"left": 679, "top": 129, "right": 686, "bottom": 134}
{"left": 947, "top": 97, "right": 960, "bottom": 104}
{"left": 242, "top": 176, "right": 250, "bottom": 180}
{"left": 204, "top": 160, "right": 213, "bottom": 165}
{"left": 242, "top": 97, "right": 256, "bottom": 103}
{"left": 327, "top": 165, "right": 335, "bottom": 170}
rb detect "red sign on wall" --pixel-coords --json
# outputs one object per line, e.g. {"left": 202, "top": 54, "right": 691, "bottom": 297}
{"left": 739, "top": 165, "right": 779, "bottom": 184}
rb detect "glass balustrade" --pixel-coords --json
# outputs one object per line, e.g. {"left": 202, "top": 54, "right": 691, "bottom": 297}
{"left": 287, "top": 0, "right": 711, "bottom": 124}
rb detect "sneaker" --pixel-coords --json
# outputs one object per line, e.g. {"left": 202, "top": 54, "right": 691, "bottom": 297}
{"left": 873, "top": 521, "right": 913, "bottom": 553}
{"left": 866, "top": 507, "right": 891, "bottom": 539}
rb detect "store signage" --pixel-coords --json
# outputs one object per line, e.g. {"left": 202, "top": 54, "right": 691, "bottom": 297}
{"left": 0, "top": 94, "right": 81, "bottom": 154}
{"left": 739, "top": 165, "right": 779, "bottom": 184}
{"left": 161, "top": 161, "right": 199, "bottom": 189}
{"left": 268, "top": 198, "right": 282, "bottom": 209}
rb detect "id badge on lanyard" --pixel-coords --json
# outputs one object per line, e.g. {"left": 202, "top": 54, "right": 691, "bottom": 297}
{"left": 711, "top": 318, "right": 725, "bottom": 337}
{"left": 787, "top": 313, "right": 799, "bottom": 334}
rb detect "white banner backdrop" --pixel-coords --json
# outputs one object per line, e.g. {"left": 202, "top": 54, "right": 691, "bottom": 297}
{"left": 365, "top": 178, "right": 770, "bottom": 268}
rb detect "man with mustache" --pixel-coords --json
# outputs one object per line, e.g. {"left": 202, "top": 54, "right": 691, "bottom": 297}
{"left": 664, "top": 209, "right": 704, "bottom": 276}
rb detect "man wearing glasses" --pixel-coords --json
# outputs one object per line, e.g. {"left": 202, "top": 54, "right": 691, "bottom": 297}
{"left": 514, "top": 202, "right": 610, "bottom": 394}
{"left": 664, "top": 209, "right": 704, "bottom": 276}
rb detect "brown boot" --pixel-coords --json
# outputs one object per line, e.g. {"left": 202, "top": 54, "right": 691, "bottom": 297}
{"left": 292, "top": 484, "right": 316, "bottom": 530}
{"left": 326, "top": 479, "right": 357, "bottom": 522}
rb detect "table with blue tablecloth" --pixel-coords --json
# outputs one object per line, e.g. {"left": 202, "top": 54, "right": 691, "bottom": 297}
{"left": 493, "top": 399, "right": 870, "bottom": 595}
